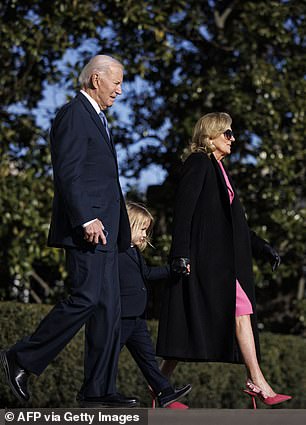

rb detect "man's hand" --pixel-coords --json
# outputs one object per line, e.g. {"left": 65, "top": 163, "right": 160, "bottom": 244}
{"left": 171, "top": 257, "right": 191, "bottom": 276}
{"left": 262, "top": 244, "right": 281, "bottom": 272}
{"left": 83, "top": 219, "right": 107, "bottom": 245}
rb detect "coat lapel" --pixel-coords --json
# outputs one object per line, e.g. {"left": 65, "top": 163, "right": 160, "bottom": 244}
{"left": 126, "top": 247, "right": 146, "bottom": 279}
{"left": 126, "top": 246, "right": 139, "bottom": 265}
{"left": 77, "top": 93, "right": 117, "bottom": 159}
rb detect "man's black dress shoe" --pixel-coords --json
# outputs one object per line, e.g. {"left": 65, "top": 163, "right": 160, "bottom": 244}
{"left": 0, "top": 350, "right": 30, "bottom": 402}
{"left": 79, "top": 393, "right": 139, "bottom": 408}
{"left": 157, "top": 384, "right": 192, "bottom": 407}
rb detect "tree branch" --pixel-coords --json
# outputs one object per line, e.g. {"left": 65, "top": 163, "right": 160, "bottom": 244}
{"left": 214, "top": 1, "right": 238, "bottom": 30}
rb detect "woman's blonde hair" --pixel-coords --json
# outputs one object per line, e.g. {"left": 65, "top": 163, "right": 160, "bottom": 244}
{"left": 183, "top": 112, "right": 232, "bottom": 159}
{"left": 126, "top": 202, "right": 154, "bottom": 251}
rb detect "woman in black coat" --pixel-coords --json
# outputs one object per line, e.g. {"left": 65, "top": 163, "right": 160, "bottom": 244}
{"left": 156, "top": 112, "right": 291, "bottom": 408}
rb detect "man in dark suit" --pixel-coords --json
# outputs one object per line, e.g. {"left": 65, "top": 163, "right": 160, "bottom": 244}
{"left": 0, "top": 55, "right": 137, "bottom": 408}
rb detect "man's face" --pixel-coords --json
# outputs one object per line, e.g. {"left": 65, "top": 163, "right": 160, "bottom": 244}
{"left": 95, "top": 65, "right": 123, "bottom": 110}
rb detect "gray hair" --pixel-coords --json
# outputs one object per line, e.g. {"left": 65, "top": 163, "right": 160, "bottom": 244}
{"left": 79, "top": 55, "right": 123, "bottom": 88}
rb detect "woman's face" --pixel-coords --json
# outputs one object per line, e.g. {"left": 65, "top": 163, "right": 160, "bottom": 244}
{"left": 211, "top": 128, "right": 235, "bottom": 160}
{"left": 132, "top": 220, "right": 150, "bottom": 247}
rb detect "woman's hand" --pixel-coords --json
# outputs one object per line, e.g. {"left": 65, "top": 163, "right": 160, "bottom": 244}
{"left": 171, "top": 257, "right": 191, "bottom": 276}
{"left": 262, "top": 244, "right": 281, "bottom": 271}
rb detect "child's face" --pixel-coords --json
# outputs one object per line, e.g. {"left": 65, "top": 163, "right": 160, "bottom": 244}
{"left": 133, "top": 221, "right": 150, "bottom": 247}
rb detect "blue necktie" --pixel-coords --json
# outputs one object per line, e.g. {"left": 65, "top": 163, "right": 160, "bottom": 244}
{"left": 99, "top": 111, "right": 110, "bottom": 140}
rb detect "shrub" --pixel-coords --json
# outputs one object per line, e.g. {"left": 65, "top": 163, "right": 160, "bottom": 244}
{"left": 0, "top": 301, "right": 305, "bottom": 408}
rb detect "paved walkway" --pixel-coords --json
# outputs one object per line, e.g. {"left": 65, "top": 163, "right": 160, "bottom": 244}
{"left": 148, "top": 409, "right": 306, "bottom": 425}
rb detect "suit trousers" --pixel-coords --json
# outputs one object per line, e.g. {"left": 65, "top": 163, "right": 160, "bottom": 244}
{"left": 120, "top": 317, "right": 169, "bottom": 394}
{"left": 11, "top": 247, "right": 121, "bottom": 397}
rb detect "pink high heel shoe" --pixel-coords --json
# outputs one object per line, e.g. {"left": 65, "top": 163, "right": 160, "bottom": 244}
{"left": 243, "top": 378, "right": 292, "bottom": 409}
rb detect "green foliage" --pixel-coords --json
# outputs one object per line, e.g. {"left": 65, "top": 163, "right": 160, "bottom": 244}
{"left": 0, "top": 150, "right": 65, "bottom": 300}
{"left": 0, "top": 302, "right": 82, "bottom": 408}
{"left": 0, "top": 302, "right": 305, "bottom": 408}
{"left": 0, "top": 0, "right": 305, "bottom": 334}
{"left": 0, "top": 0, "right": 109, "bottom": 299}
{"left": 115, "top": 0, "right": 306, "bottom": 334}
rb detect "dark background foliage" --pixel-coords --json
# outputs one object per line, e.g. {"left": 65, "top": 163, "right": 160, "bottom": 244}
{"left": 0, "top": 302, "right": 305, "bottom": 408}
{"left": 0, "top": 0, "right": 305, "bottom": 336}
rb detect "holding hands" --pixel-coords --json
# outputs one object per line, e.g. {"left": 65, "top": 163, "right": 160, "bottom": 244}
{"left": 171, "top": 257, "right": 191, "bottom": 276}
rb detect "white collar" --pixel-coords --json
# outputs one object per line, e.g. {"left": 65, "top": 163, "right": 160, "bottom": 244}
{"left": 80, "top": 90, "right": 100, "bottom": 114}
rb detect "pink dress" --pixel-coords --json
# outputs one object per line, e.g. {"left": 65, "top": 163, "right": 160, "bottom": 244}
{"left": 218, "top": 160, "right": 253, "bottom": 316}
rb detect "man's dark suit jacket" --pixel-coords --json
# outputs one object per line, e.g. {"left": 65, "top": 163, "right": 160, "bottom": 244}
{"left": 47, "top": 92, "right": 130, "bottom": 252}
{"left": 119, "top": 247, "right": 170, "bottom": 317}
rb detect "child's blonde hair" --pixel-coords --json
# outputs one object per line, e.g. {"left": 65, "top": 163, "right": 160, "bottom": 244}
{"left": 126, "top": 202, "right": 154, "bottom": 251}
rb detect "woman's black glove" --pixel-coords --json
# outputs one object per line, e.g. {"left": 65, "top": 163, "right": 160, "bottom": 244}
{"left": 262, "top": 244, "right": 281, "bottom": 271}
{"left": 171, "top": 257, "right": 190, "bottom": 275}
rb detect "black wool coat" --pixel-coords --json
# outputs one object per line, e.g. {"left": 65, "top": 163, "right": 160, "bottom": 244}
{"left": 156, "top": 152, "right": 267, "bottom": 363}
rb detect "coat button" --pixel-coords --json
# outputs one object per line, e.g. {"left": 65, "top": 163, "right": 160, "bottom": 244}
{"left": 142, "top": 287, "right": 146, "bottom": 291}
